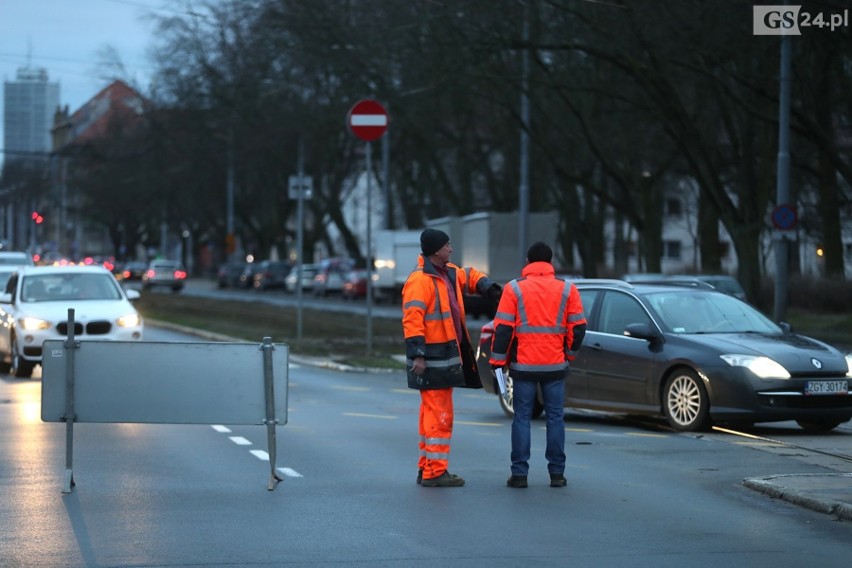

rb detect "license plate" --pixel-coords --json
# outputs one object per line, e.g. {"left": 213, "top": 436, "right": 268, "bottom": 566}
{"left": 804, "top": 380, "right": 849, "bottom": 395}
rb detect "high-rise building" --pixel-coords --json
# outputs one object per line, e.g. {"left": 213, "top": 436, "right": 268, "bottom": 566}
{"left": 3, "top": 66, "right": 60, "bottom": 165}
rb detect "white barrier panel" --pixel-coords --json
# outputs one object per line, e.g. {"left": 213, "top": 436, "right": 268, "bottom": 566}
{"left": 42, "top": 340, "right": 288, "bottom": 425}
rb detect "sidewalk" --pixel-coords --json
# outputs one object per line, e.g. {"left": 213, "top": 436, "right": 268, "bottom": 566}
{"left": 743, "top": 473, "right": 852, "bottom": 521}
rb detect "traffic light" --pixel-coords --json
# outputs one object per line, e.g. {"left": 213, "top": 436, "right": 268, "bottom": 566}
{"left": 31, "top": 211, "right": 44, "bottom": 224}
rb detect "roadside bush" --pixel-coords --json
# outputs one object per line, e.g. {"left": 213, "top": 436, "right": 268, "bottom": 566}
{"left": 763, "top": 275, "right": 852, "bottom": 313}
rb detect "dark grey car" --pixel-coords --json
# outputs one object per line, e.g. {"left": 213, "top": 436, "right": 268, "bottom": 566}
{"left": 476, "top": 280, "right": 852, "bottom": 432}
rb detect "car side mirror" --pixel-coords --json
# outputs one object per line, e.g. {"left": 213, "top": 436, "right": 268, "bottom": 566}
{"left": 125, "top": 289, "right": 141, "bottom": 301}
{"left": 0, "top": 292, "right": 11, "bottom": 304}
{"left": 624, "top": 322, "right": 661, "bottom": 341}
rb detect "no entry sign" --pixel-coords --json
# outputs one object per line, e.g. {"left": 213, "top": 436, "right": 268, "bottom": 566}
{"left": 347, "top": 99, "right": 388, "bottom": 142}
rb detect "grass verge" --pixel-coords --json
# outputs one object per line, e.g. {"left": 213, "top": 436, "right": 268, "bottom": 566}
{"left": 136, "top": 293, "right": 408, "bottom": 370}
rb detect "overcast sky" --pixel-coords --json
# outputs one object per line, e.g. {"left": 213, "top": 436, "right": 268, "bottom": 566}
{"left": 0, "top": 0, "right": 170, "bottom": 165}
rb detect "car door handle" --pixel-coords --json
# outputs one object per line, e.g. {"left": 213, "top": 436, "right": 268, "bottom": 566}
{"left": 589, "top": 343, "right": 603, "bottom": 351}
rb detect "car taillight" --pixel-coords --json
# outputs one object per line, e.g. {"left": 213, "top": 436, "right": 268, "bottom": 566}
{"left": 146, "top": 269, "right": 156, "bottom": 278}
{"left": 175, "top": 270, "right": 187, "bottom": 279}
{"left": 123, "top": 270, "right": 131, "bottom": 278}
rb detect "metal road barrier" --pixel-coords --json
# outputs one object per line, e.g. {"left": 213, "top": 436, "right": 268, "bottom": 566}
{"left": 41, "top": 309, "right": 289, "bottom": 493}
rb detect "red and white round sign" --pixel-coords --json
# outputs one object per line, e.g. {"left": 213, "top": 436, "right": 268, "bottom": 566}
{"left": 347, "top": 99, "right": 388, "bottom": 142}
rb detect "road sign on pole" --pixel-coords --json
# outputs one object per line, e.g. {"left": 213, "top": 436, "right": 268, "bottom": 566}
{"left": 288, "top": 175, "right": 313, "bottom": 200}
{"left": 346, "top": 99, "right": 389, "bottom": 354}
{"left": 347, "top": 99, "right": 388, "bottom": 142}
{"left": 771, "top": 204, "right": 797, "bottom": 230}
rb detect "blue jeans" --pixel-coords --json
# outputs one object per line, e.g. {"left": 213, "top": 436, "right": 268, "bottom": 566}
{"left": 511, "top": 378, "right": 565, "bottom": 476}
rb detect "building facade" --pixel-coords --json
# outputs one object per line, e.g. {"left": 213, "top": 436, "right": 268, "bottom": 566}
{"left": 1, "top": 66, "right": 60, "bottom": 249}
{"left": 3, "top": 66, "right": 59, "bottom": 165}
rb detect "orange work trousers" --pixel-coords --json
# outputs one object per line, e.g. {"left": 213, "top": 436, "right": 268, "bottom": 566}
{"left": 418, "top": 388, "right": 455, "bottom": 479}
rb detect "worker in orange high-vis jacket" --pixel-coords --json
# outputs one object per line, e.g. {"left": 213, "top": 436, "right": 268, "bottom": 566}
{"left": 402, "top": 228, "right": 502, "bottom": 488}
{"left": 490, "top": 241, "right": 586, "bottom": 489}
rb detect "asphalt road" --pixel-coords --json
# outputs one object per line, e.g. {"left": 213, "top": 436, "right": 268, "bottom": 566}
{"left": 2, "top": 326, "right": 852, "bottom": 567}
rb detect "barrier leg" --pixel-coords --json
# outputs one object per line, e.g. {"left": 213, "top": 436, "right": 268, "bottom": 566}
{"left": 261, "top": 337, "right": 283, "bottom": 491}
{"left": 61, "top": 309, "right": 80, "bottom": 494}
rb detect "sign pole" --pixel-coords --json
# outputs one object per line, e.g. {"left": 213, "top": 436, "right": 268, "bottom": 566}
{"left": 365, "top": 142, "right": 373, "bottom": 354}
{"left": 773, "top": 33, "right": 792, "bottom": 322}
{"left": 347, "top": 99, "right": 389, "bottom": 357}
{"left": 296, "top": 140, "right": 305, "bottom": 341}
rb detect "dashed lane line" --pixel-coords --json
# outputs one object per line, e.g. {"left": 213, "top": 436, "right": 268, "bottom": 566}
{"left": 343, "top": 412, "right": 397, "bottom": 420}
{"left": 626, "top": 432, "right": 669, "bottom": 438}
{"left": 210, "top": 425, "right": 303, "bottom": 479}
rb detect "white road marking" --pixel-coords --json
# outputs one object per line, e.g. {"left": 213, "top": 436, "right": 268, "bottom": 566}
{"left": 344, "top": 412, "right": 397, "bottom": 419}
{"left": 277, "top": 467, "right": 304, "bottom": 478}
{"left": 212, "top": 425, "right": 303, "bottom": 479}
{"left": 456, "top": 420, "right": 502, "bottom": 427}
{"left": 250, "top": 449, "right": 270, "bottom": 460}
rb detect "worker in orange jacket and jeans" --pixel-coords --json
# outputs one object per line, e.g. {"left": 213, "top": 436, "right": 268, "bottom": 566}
{"left": 402, "top": 228, "right": 502, "bottom": 487}
{"left": 490, "top": 242, "right": 586, "bottom": 488}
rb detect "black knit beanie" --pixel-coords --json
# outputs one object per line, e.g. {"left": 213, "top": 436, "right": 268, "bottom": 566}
{"left": 526, "top": 241, "right": 553, "bottom": 263}
{"left": 420, "top": 228, "right": 450, "bottom": 256}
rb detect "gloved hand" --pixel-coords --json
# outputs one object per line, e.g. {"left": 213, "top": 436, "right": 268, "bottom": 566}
{"left": 486, "top": 284, "right": 502, "bottom": 309}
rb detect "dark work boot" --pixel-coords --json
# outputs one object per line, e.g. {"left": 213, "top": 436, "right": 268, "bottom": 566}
{"left": 550, "top": 473, "right": 567, "bottom": 487}
{"left": 421, "top": 471, "right": 465, "bottom": 487}
{"left": 507, "top": 475, "right": 528, "bottom": 488}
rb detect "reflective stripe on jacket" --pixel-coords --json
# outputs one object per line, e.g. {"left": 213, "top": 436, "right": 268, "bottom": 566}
{"left": 402, "top": 254, "right": 494, "bottom": 389}
{"left": 489, "top": 262, "right": 586, "bottom": 380}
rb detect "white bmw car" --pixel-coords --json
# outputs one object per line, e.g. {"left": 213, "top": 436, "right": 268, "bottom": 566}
{"left": 0, "top": 265, "right": 144, "bottom": 378}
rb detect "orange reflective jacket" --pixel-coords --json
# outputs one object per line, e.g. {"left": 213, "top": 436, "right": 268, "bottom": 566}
{"left": 402, "top": 255, "right": 494, "bottom": 389}
{"left": 489, "top": 262, "right": 586, "bottom": 380}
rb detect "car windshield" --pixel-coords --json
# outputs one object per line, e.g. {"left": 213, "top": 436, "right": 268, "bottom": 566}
{"left": 21, "top": 273, "right": 122, "bottom": 302}
{"left": 646, "top": 291, "right": 780, "bottom": 334}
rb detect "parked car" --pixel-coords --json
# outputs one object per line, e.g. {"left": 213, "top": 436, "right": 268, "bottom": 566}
{"left": 284, "top": 264, "right": 318, "bottom": 293}
{"left": 0, "top": 265, "right": 144, "bottom": 378}
{"left": 464, "top": 293, "right": 497, "bottom": 319}
{"left": 0, "top": 251, "right": 34, "bottom": 266}
{"left": 121, "top": 261, "right": 148, "bottom": 281}
{"left": 238, "top": 262, "right": 260, "bottom": 289}
{"left": 476, "top": 279, "right": 852, "bottom": 432}
{"left": 252, "top": 261, "right": 291, "bottom": 290}
{"left": 341, "top": 269, "right": 375, "bottom": 300}
{"left": 312, "top": 258, "right": 355, "bottom": 296}
{"left": 217, "top": 262, "right": 247, "bottom": 288}
{"left": 142, "top": 260, "right": 187, "bottom": 292}
{"left": 671, "top": 274, "right": 747, "bottom": 301}
{"left": 623, "top": 273, "right": 747, "bottom": 301}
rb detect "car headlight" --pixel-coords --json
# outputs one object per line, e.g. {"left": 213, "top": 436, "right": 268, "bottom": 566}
{"left": 720, "top": 354, "right": 791, "bottom": 379}
{"left": 116, "top": 313, "right": 141, "bottom": 328}
{"left": 846, "top": 354, "right": 852, "bottom": 378}
{"left": 19, "top": 317, "right": 50, "bottom": 331}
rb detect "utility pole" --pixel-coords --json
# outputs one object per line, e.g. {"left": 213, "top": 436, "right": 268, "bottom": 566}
{"left": 518, "top": 2, "right": 531, "bottom": 267}
{"left": 773, "top": 33, "right": 792, "bottom": 322}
